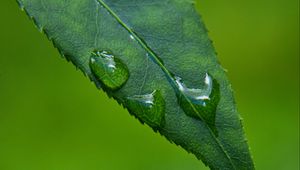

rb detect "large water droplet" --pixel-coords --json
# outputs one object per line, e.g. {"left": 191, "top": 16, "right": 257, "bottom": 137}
{"left": 89, "top": 50, "right": 129, "bottom": 90}
{"left": 175, "top": 73, "right": 220, "bottom": 134}
{"left": 125, "top": 90, "right": 165, "bottom": 129}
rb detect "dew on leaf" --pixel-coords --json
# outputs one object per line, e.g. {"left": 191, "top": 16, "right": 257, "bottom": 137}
{"left": 129, "top": 34, "right": 135, "bottom": 40}
{"left": 175, "top": 73, "right": 220, "bottom": 134}
{"left": 125, "top": 90, "right": 165, "bottom": 129}
{"left": 89, "top": 50, "right": 129, "bottom": 90}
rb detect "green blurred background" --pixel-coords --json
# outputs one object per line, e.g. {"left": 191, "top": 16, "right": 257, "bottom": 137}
{"left": 0, "top": 0, "right": 299, "bottom": 169}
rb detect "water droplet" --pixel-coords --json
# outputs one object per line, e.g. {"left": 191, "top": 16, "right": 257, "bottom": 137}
{"left": 89, "top": 50, "right": 129, "bottom": 90}
{"left": 175, "top": 73, "right": 220, "bottom": 134}
{"left": 129, "top": 35, "right": 135, "bottom": 40}
{"left": 125, "top": 90, "right": 165, "bottom": 129}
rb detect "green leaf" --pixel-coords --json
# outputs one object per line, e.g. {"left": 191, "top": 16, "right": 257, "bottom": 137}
{"left": 17, "top": 0, "right": 254, "bottom": 169}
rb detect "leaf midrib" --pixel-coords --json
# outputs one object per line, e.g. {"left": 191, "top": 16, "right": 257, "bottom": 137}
{"left": 96, "top": 0, "right": 236, "bottom": 168}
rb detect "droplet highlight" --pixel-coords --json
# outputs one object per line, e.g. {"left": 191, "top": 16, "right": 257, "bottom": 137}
{"left": 129, "top": 35, "right": 135, "bottom": 40}
{"left": 89, "top": 50, "right": 129, "bottom": 90}
{"left": 125, "top": 90, "right": 165, "bottom": 129}
{"left": 175, "top": 73, "right": 220, "bottom": 134}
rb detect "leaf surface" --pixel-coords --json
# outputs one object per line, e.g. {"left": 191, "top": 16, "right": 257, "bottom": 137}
{"left": 17, "top": 0, "right": 254, "bottom": 169}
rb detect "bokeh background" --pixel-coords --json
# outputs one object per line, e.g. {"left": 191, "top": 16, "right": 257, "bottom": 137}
{"left": 0, "top": 0, "right": 299, "bottom": 169}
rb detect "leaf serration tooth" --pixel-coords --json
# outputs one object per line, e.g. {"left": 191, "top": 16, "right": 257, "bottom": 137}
{"left": 16, "top": 0, "right": 24, "bottom": 10}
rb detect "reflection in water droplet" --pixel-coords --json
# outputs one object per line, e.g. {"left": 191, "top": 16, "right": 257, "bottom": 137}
{"left": 125, "top": 90, "right": 165, "bottom": 129}
{"left": 89, "top": 50, "right": 129, "bottom": 90}
{"left": 175, "top": 73, "right": 220, "bottom": 134}
{"left": 175, "top": 73, "right": 213, "bottom": 105}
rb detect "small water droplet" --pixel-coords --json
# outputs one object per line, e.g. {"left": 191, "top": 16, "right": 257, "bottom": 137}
{"left": 125, "top": 90, "right": 165, "bottom": 129}
{"left": 175, "top": 73, "right": 220, "bottom": 134}
{"left": 89, "top": 50, "right": 129, "bottom": 90}
{"left": 129, "top": 35, "right": 135, "bottom": 40}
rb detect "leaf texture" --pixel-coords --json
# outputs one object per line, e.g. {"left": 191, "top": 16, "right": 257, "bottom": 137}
{"left": 17, "top": 0, "right": 254, "bottom": 169}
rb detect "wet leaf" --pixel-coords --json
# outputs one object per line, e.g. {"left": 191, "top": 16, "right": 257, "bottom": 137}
{"left": 17, "top": 0, "right": 254, "bottom": 169}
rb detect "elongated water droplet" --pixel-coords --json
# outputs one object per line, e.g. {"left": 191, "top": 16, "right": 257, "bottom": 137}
{"left": 125, "top": 90, "right": 165, "bottom": 129}
{"left": 129, "top": 35, "right": 135, "bottom": 40}
{"left": 89, "top": 50, "right": 129, "bottom": 90}
{"left": 175, "top": 73, "right": 220, "bottom": 134}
